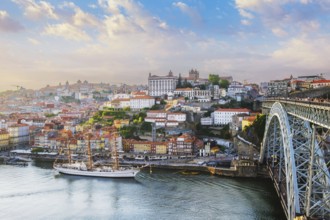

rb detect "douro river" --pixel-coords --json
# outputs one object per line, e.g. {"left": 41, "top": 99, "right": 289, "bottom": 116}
{"left": 0, "top": 160, "right": 285, "bottom": 220}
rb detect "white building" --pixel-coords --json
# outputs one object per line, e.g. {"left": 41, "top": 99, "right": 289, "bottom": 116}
{"left": 227, "top": 81, "right": 246, "bottom": 98}
{"left": 145, "top": 110, "right": 186, "bottom": 127}
{"left": 167, "top": 112, "right": 186, "bottom": 122}
{"left": 174, "top": 88, "right": 194, "bottom": 99}
{"left": 148, "top": 71, "right": 178, "bottom": 97}
{"left": 213, "top": 108, "right": 250, "bottom": 125}
{"left": 311, "top": 79, "right": 330, "bottom": 89}
{"left": 130, "top": 96, "right": 155, "bottom": 110}
{"left": 145, "top": 110, "right": 167, "bottom": 120}
{"left": 8, "top": 124, "right": 30, "bottom": 145}
{"left": 200, "top": 117, "right": 213, "bottom": 126}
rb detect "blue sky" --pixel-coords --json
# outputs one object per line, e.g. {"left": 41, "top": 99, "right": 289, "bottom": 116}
{"left": 1, "top": 0, "right": 330, "bottom": 91}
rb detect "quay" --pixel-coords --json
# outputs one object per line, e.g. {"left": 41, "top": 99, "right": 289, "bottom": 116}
{"left": 2, "top": 150, "right": 261, "bottom": 177}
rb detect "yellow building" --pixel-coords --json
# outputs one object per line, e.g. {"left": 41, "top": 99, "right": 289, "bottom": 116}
{"left": 114, "top": 119, "right": 130, "bottom": 129}
{"left": 0, "top": 129, "right": 10, "bottom": 150}
{"left": 242, "top": 116, "right": 257, "bottom": 130}
{"left": 155, "top": 144, "right": 167, "bottom": 154}
{"left": 133, "top": 143, "right": 151, "bottom": 153}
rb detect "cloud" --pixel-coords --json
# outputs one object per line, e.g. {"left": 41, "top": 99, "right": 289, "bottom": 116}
{"left": 235, "top": 0, "right": 329, "bottom": 36}
{"left": 0, "top": 10, "right": 24, "bottom": 32}
{"left": 238, "top": 9, "right": 254, "bottom": 19}
{"left": 88, "top": 4, "right": 98, "bottom": 9}
{"left": 272, "top": 36, "right": 330, "bottom": 70}
{"left": 172, "top": 2, "right": 203, "bottom": 25}
{"left": 12, "top": 0, "right": 58, "bottom": 20}
{"left": 43, "top": 23, "right": 91, "bottom": 41}
{"left": 271, "top": 27, "right": 287, "bottom": 37}
{"left": 61, "top": 2, "right": 100, "bottom": 28}
{"left": 27, "top": 38, "right": 40, "bottom": 45}
{"left": 241, "top": 19, "right": 251, "bottom": 26}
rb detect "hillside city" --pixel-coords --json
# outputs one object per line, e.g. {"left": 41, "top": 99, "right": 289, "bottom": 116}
{"left": 0, "top": 70, "right": 328, "bottom": 168}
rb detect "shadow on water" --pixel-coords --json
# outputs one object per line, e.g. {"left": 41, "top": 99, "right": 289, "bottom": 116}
{"left": 32, "top": 159, "right": 54, "bottom": 169}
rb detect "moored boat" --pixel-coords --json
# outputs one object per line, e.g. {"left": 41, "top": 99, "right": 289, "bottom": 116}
{"left": 54, "top": 162, "right": 139, "bottom": 178}
{"left": 54, "top": 132, "right": 140, "bottom": 178}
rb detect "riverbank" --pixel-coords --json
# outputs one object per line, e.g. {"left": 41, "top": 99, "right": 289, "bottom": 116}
{"left": 1, "top": 149, "right": 267, "bottom": 178}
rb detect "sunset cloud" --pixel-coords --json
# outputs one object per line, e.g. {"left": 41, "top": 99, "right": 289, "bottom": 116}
{"left": 12, "top": 0, "right": 58, "bottom": 20}
{"left": 0, "top": 0, "right": 329, "bottom": 91}
{"left": 0, "top": 10, "right": 24, "bottom": 32}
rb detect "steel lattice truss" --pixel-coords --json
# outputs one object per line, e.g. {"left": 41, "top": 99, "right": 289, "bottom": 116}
{"left": 260, "top": 102, "right": 330, "bottom": 220}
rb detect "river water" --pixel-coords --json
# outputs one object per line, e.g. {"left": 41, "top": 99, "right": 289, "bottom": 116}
{"left": 0, "top": 160, "right": 286, "bottom": 220}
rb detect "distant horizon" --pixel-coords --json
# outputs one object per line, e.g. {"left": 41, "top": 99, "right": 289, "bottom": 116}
{"left": 2, "top": 70, "right": 329, "bottom": 93}
{"left": 1, "top": 0, "right": 329, "bottom": 91}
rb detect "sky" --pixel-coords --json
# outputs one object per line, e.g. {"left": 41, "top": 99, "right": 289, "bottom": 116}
{"left": 1, "top": 0, "right": 330, "bottom": 91}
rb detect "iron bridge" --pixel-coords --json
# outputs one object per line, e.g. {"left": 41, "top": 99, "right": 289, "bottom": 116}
{"left": 260, "top": 99, "right": 330, "bottom": 220}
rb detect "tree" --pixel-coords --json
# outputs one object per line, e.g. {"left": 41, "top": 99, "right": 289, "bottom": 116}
{"left": 177, "top": 74, "right": 183, "bottom": 88}
{"left": 182, "top": 79, "right": 193, "bottom": 88}
{"left": 208, "top": 74, "right": 220, "bottom": 85}
{"left": 219, "top": 79, "right": 229, "bottom": 89}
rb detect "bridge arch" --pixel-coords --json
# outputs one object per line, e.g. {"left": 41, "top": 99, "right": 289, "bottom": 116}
{"left": 260, "top": 101, "right": 330, "bottom": 220}
{"left": 260, "top": 102, "right": 300, "bottom": 219}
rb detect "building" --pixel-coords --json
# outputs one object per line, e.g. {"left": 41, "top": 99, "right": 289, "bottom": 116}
{"left": 145, "top": 110, "right": 186, "bottom": 127}
{"left": 125, "top": 140, "right": 168, "bottom": 154}
{"left": 174, "top": 87, "right": 211, "bottom": 102}
{"left": 227, "top": 81, "right": 246, "bottom": 99}
{"left": 8, "top": 123, "right": 30, "bottom": 145}
{"left": 130, "top": 95, "right": 155, "bottom": 110}
{"left": 174, "top": 88, "right": 194, "bottom": 99}
{"left": 266, "top": 80, "right": 289, "bottom": 97}
{"left": 242, "top": 116, "right": 257, "bottom": 130}
{"left": 200, "top": 117, "right": 213, "bottom": 126}
{"left": 213, "top": 108, "right": 250, "bottom": 125}
{"left": 167, "top": 112, "right": 186, "bottom": 122}
{"left": 148, "top": 71, "right": 178, "bottom": 97}
{"left": 231, "top": 113, "right": 249, "bottom": 132}
{"left": 311, "top": 79, "right": 330, "bottom": 89}
{"left": 168, "top": 133, "right": 195, "bottom": 155}
{"left": 113, "top": 119, "right": 130, "bottom": 129}
{"left": 0, "top": 129, "right": 9, "bottom": 150}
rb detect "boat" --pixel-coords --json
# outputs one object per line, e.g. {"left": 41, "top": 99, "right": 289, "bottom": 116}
{"left": 54, "top": 133, "right": 140, "bottom": 178}
{"left": 180, "top": 170, "right": 200, "bottom": 175}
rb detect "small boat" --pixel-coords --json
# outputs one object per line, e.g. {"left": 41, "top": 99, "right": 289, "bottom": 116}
{"left": 54, "top": 133, "right": 140, "bottom": 178}
{"left": 180, "top": 170, "right": 200, "bottom": 175}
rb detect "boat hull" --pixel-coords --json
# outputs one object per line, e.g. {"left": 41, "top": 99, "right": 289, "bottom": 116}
{"left": 54, "top": 166, "right": 139, "bottom": 178}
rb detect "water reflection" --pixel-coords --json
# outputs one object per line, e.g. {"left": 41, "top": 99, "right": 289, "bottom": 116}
{"left": 0, "top": 162, "right": 286, "bottom": 220}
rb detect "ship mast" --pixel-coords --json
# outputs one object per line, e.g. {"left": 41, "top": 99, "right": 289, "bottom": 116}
{"left": 67, "top": 138, "right": 72, "bottom": 164}
{"left": 112, "top": 132, "right": 119, "bottom": 171}
{"left": 86, "top": 133, "right": 93, "bottom": 170}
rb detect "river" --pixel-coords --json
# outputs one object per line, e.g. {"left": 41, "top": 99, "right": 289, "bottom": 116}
{"left": 0, "top": 160, "right": 286, "bottom": 220}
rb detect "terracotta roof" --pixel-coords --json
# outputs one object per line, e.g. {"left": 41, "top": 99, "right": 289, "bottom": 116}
{"left": 175, "top": 88, "right": 193, "bottom": 91}
{"left": 312, "top": 79, "right": 330, "bottom": 84}
{"left": 216, "top": 108, "right": 250, "bottom": 112}
{"left": 147, "top": 110, "right": 167, "bottom": 113}
{"left": 167, "top": 112, "right": 186, "bottom": 115}
{"left": 131, "top": 95, "right": 154, "bottom": 99}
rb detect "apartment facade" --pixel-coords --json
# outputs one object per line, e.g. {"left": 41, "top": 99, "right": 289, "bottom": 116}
{"left": 214, "top": 108, "right": 250, "bottom": 125}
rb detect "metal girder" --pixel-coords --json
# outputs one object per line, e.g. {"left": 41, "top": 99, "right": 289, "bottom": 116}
{"left": 260, "top": 102, "right": 330, "bottom": 220}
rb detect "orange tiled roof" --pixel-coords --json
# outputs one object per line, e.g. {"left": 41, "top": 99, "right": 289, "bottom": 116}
{"left": 216, "top": 108, "right": 250, "bottom": 112}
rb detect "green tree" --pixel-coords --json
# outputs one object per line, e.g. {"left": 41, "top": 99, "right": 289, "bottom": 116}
{"left": 208, "top": 74, "right": 220, "bottom": 85}
{"left": 182, "top": 79, "right": 193, "bottom": 88}
{"left": 219, "top": 79, "right": 229, "bottom": 89}
{"left": 177, "top": 74, "right": 182, "bottom": 88}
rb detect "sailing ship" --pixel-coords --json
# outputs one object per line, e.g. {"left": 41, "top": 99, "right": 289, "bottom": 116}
{"left": 53, "top": 133, "right": 140, "bottom": 178}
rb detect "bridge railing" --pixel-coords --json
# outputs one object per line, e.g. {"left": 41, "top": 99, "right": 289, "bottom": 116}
{"left": 263, "top": 99, "right": 330, "bottom": 129}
